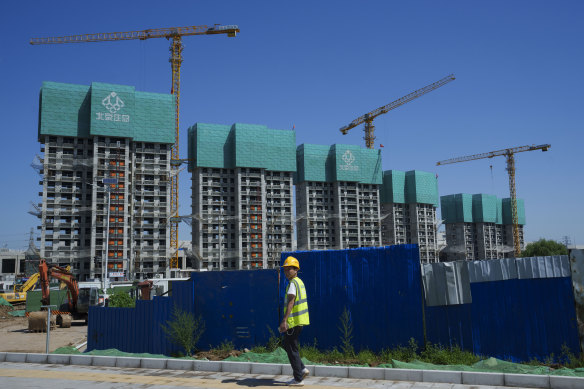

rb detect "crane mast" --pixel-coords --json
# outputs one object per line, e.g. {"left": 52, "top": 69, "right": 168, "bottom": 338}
{"left": 437, "top": 144, "right": 550, "bottom": 258}
{"left": 340, "top": 74, "right": 455, "bottom": 149}
{"left": 31, "top": 24, "right": 239, "bottom": 271}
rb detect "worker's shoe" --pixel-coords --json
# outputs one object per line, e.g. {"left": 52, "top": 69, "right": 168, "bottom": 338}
{"left": 301, "top": 368, "right": 310, "bottom": 380}
{"left": 286, "top": 378, "right": 304, "bottom": 386}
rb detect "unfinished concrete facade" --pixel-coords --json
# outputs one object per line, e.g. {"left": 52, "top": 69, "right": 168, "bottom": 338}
{"left": 380, "top": 170, "right": 439, "bottom": 262}
{"left": 36, "top": 81, "right": 175, "bottom": 281}
{"left": 295, "top": 144, "right": 382, "bottom": 250}
{"left": 189, "top": 123, "right": 295, "bottom": 270}
{"left": 441, "top": 194, "right": 525, "bottom": 261}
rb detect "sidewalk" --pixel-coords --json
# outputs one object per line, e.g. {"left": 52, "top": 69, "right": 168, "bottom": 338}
{"left": 1, "top": 352, "right": 583, "bottom": 389}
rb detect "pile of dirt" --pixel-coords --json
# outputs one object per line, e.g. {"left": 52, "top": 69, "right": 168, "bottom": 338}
{"left": 195, "top": 349, "right": 243, "bottom": 361}
{"left": 0, "top": 304, "right": 14, "bottom": 319}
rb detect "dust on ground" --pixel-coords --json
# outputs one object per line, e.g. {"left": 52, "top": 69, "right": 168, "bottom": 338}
{"left": 0, "top": 306, "right": 87, "bottom": 353}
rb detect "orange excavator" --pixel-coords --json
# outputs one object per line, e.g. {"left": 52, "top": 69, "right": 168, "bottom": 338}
{"left": 29, "top": 259, "right": 99, "bottom": 330}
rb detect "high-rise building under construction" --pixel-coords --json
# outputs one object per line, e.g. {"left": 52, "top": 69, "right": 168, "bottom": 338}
{"left": 36, "top": 81, "right": 175, "bottom": 281}
{"left": 440, "top": 194, "right": 525, "bottom": 260}
{"left": 188, "top": 123, "right": 296, "bottom": 270}
{"left": 379, "top": 170, "right": 439, "bottom": 262}
{"left": 295, "top": 144, "right": 383, "bottom": 250}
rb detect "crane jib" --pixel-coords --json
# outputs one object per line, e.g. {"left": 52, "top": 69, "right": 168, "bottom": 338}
{"left": 339, "top": 74, "right": 455, "bottom": 140}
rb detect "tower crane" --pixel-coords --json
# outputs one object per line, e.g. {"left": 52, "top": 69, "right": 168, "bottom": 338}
{"left": 436, "top": 144, "right": 551, "bottom": 258}
{"left": 340, "top": 74, "right": 455, "bottom": 149}
{"left": 30, "top": 24, "right": 240, "bottom": 269}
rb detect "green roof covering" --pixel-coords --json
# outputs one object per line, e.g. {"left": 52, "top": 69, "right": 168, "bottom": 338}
{"left": 295, "top": 144, "right": 382, "bottom": 185}
{"left": 472, "top": 194, "right": 498, "bottom": 223}
{"left": 38, "top": 81, "right": 175, "bottom": 143}
{"left": 405, "top": 170, "right": 439, "bottom": 206}
{"left": 380, "top": 170, "right": 438, "bottom": 205}
{"left": 502, "top": 198, "right": 526, "bottom": 225}
{"left": 441, "top": 194, "right": 524, "bottom": 225}
{"left": 188, "top": 123, "right": 296, "bottom": 172}
{"left": 440, "top": 193, "right": 473, "bottom": 223}
{"left": 381, "top": 170, "right": 406, "bottom": 204}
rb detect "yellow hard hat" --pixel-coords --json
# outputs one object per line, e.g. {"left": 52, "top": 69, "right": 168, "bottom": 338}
{"left": 283, "top": 256, "right": 300, "bottom": 269}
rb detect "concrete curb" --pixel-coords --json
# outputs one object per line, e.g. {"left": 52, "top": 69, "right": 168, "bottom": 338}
{"left": 2, "top": 352, "right": 584, "bottom": 389}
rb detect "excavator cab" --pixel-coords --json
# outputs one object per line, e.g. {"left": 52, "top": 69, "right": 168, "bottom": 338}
{"left": 76, "top": 287, "right": 99, "bottom": 314}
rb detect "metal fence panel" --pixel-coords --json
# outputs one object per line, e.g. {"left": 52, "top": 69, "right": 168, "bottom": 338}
{"left": 282, "top": 245, "right": 424, "bottom": 352}
{"left": 192, "top": 270, "right": 279, "bottom": 350}
{"left": 469, "top": 277, "right": 579, "bottom": 362}
{"left": 422, "top": 261, "right": 471, "bottom": 306}
{"left": 425, "top": 303, "right": 473, "bottom": 350}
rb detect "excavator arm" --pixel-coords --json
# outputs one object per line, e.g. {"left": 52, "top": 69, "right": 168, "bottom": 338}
{"left": 18, "top": 272, "right": 40, "bottom": 293}
{"left": 38, "top": 258, "right": 79, "bottom": 312}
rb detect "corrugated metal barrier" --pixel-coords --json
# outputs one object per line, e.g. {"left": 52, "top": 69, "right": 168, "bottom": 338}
{"left": 87, "top": 247, "right": 580, "bottom": 362}
{"left": 280, "top": 245, "right": 424, "bottom": 352}
{"left": 423, "top": 256, "right": 580, "bottom": 362}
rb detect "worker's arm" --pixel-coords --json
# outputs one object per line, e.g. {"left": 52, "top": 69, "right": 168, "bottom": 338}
{"left": 279, "top": 294, "right": 295, "bottom": 333}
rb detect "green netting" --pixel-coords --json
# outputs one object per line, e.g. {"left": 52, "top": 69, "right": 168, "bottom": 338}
{"left": 296, "top": 144, "right": 381, "bottom": 185}
{"left": 52, "top": 347, "right": 198, "bottom": 360}
{"left": 472, "top": 194, "right": 498, "bottom": 223}
{"left": 188, "top": 123, "right": 296, "bottom": 172}
{"left": 39, "top": 81, "right": 174, "bottom": 143}
{"left": 383, "top": 357, "right": 584, "bottom": 377}
{"left": 52, "top": 346, "right": 81, "bottom": 355}
{"left": 224, "top": 347, "right": 314, "bottom": 365}
{"left": 405, "top": 171, "right": 438, "bottom": 206}
{"left": 502, "top": 198, "right": 526, "bottom": 225}
{"left": 0, "top": 297, "right": 11, "bottom": 306}
{"left": 381, "top": 170, "right": 405, "bottom": 204}
{"left": 47, "top": 346, "right": 584, "bottom": 376}
{"left": 295, "top": 144, "right": 330, "bottom": 183}
{"left": 235, "top": 123, "right": 296, "bottom": 172}
{"left": 496, "top": 197, "right": 503, "bottom": 225}
{"left": 331, "top": 144, "right": 382, "bottom": 185}
{"left": 441, "top": 194, "right": 473, "bottom": 223}
{"left": 8, "top": 309, "right": 25, "bottom": 317}
{"left": 39, "top": 82, "right": 90, "bottom": 140}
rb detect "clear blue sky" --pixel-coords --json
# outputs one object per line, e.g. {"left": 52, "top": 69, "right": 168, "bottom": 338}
{"left": 0, "top": 1, "right": 582, "bottom": 249}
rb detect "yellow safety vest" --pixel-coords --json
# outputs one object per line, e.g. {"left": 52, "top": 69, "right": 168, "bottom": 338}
{"left": 285, "top": 277, "right": 310, "bottom": 328}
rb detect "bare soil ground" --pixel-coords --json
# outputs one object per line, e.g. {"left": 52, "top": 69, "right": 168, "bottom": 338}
{"left": 0, "top": 308, "right": 87, "bottom": 353}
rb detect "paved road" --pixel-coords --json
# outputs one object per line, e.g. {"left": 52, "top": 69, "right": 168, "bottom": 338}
{"left": 0, "top": 362, "right": 530, "bottom": 389}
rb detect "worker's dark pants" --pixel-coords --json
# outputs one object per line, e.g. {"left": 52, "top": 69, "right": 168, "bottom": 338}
{"left": 282, "top": 325, "right": 305, "bottom": 381}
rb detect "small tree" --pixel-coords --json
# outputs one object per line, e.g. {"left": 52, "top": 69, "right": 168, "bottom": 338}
{"left": 108, "top": 290, "right": 135, "bottom": 308}
{"left": 161, "top": 306, "right": 205, "bottom": 356}
{"left": 521, "top": 239, "right": 568, "bottom": 257}
{"left": 338, "top": 306, "right": 354, "bottom": 357}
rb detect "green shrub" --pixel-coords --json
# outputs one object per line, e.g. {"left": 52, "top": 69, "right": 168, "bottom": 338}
{"left": 419, "top": 343, "right": 480, "bottom": 365}
{"left": 356, "top": 349, "right": 377, "bottom": 365}
{"left": 560, "top": 344, "right": 584, "bottom": 368}
{"left": 381, "top": 338, "right": 419, "bottom": 363}
{"left": 161, "top": 306, "right": 205, "bottom": 356}
{"left": 107, "top": 290, "right": 135, "bottom": 308}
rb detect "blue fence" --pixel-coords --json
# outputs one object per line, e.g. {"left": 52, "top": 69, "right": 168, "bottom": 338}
{"left": 191, "top": 270, "right": 279, "bottom": 349}
{"left": 87, "top": 245, "right": 580, "bottom": 362}
{"left": 281, "top": 245, "right": 424, "bottom": 352}
{"left": 425, "top": 277, "right": 580, "bottom": 362}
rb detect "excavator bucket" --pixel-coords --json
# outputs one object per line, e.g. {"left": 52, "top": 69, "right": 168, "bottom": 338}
{"left": 57, "top": 313, "right": 72, "bottom": 328}
{"left": 28, "top": 311, "right": 56, "bottom": 332}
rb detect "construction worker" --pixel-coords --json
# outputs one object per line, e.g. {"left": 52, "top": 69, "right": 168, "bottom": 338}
{"left": 279, "top": 256, "right": 310, "bottom": 386}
